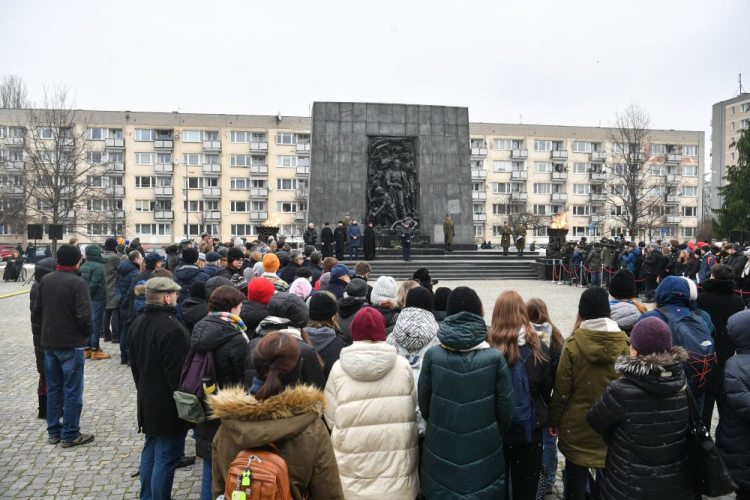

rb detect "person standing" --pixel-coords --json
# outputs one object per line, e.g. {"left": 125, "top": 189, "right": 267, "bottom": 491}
{"left": 642, "top": 243, "right": 663, "bottom": 303}
{"left": 501, "top": 221, "right": 512, "bottom": 256}
{"left": 585, "top": 242, "right": 603, "bottom": 288}
{"left": 102, "top": 238, "right": 121, "bottom": 343}
{"left": 443, "top": 214, "right": 455, "bottom": 252}
{"left": 128, "top": 277, "right": 191, "bottom": 500}
{"left": 320, "top": 222, "right": 334, "bottom": 258}
{"left": 32, "top": 244, "right": 95, "bottom": 448}
{"left": 347, "top": 219, "right": 361, "bottom": 260}
{"left": 116, "top": 251, "right": 143, "bottom": 366}
{"left": 79, "top": 244, "right": 111, "bottom": 360}
{"left": 399, "top": 221, "right": 414, "bottom": 262}
{"left": 322, "top": 264, "right": 355, "bottom": 300}
{"left": 30, "top": 258, "right": 56, "bottom": 420}
{"left": 514, "top": 222, "right": 527, "bottom": 257}
{"left": 174, "top": 248, "right": 210, "bottom": 305}
{"left": 303, "top": 222, "right": 318, "bottom": 247}
{"left": 198, "top": 232, "right": 212, "bottom": 254}
{"left": 363, "top": 220, "right": 376, "bottom": 260}
{"left": 334, "top": 221, "right": 347, "bottom": 261}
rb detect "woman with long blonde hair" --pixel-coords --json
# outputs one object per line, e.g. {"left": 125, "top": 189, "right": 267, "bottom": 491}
{"left": 488, "top": 290, "right": 553, "bottom": 500}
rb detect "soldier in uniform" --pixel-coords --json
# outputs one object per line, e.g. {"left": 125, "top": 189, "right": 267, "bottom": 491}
{"left": 443, "top": 214, "right": 455, "bottom": 252}
{"left": 514, "top": 223, "right": 527, "bottom": 257}
{"left": 501, "top": 221, "right": 512, "bottom": 256}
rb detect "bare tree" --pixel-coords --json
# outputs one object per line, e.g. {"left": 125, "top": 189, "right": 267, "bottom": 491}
{"left": 488, "top": 193, "right": 550, "bottom": 242}
{"left": 605, "top": 104, "right": 667, "bottom": 239}
{"left": 0, "top": 74, "right": 29, "bottom": 109}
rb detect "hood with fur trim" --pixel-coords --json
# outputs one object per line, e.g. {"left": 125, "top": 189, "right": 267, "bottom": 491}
{"left": 208, "top": 384, "right": 325, "bottom": 421}
{"left": 615, "top": 347, "right": 687, "bottom": 396}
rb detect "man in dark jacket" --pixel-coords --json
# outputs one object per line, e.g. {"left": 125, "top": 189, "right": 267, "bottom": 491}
{"left": 696, "top": 264, "right": 747, "bottom": 429}
{"left": 337, "top": 280, "right": 367, "bottom": 344}
{"left": 116, "top": 251, "right": 143, "bottom": 366}
{"left": 128, "top": 277, "right": 190, "bottom": 500}
{"left": 585, "top": 243, "right": 603, "bottom": 287}
{"left": 132, "top": 252, "right": 165, "bottom": 320}
{"left": 320, "top": 222, "right": 334, "bottom": 258}
{"left": 30, "top": 257, "right": 56, "bottom": 420}
{"left": 399, "top": 221, "right": 415, "bottom": 262}
{"left": 307, "top": 252, "right": 323, "bottom": 286}
{"left": 181, "top": 281, "right": 208, "bottom": 333}
{"left": 279, "top": 249, "right": 303, "bottom": 286}
{"left": 723, "top": 244, "right": 747, "bottom": 287}
{"left": 347, "top": 220, "right": 361, "bottom": 260}
{"left": 303, "top": 223, "right": 318, "bottom": 247}
{"left": 240, "top": 277, "right": 274, "bottom": 334}
{"left": 642, "top": 243, "right": 663, "bottom": 303}
{"left": 363, "top": 220, "right": 376, "bottom": 260}
{"left": 202, "top": 251, "right": 221, "bottom": 278}
{"left": 79, "top": 244, "right": 111, "bottom": 360}
{"left": 32, "top": 245, "right": 95, "bottom": 448}
{"left": 173, "top": 247, "right": 209, "bottom": 304}
{"left": 322, "top": 264, "right": 354, "bottom": 300}
{"left": 333, "top": 221, "right": 347, "bottom": 261}
{"left": 102, "top": 238, "right": 121, "bottom": 342}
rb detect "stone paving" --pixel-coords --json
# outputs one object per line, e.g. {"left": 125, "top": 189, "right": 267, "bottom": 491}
{"left": 0, "top": 276, "right": 731, "bottom": 499}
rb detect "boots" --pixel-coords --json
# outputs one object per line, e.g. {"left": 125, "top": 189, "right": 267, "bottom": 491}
{"left": 84, "top": 349, "right": 92, "bottom": 360}
{"left": 91, "top": 349, "right": 111, "bottom": 360}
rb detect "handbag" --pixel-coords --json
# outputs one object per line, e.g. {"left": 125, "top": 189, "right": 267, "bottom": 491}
{"left": 685, "top": 387, "right": 737, "bottom": 496}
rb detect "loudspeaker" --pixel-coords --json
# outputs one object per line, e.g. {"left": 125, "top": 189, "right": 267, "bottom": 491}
{"left": 27, "top": 224, "right": 43, "bottom": 240}
{"left": 48, "top": 224, "right": 64, "bottom": 240}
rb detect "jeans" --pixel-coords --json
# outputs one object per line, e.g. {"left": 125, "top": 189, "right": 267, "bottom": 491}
{"left": 104, "top": 306, "right": 120, "bottom": 339}
{"left": 589, "top": 272, "right": 600, "bottom": 287}
{"left": 543, "top": 427, "right": 558, "bottom": 484}
{"left": 90, "top": 300, "right": 105, "bottom": 350}
{"left": 504, "top": 429, "right": 543, "bottom": 500}
{"left": 140, "top": 432, "right": 186, "bottom": 500}
{"left": 349, "top": 246, "right": 359, "bottom": 260}
{"left": 201, "top": 457, "right": 212, "bottom": 500}
{"left": 45, "top": 348, "right": 85, "bottom": 441}
{"left": 402, "top": 242, "right": 412, "bottom": 261}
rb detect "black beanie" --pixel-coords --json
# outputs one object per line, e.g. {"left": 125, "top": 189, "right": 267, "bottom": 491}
{"left": 309, "top": 292, "right": 338, "bottom": 321}
{"left": 182, "top": 247, "right": 199, "bottom": 264}
{"left": 446, "top": 286, "right": 483, "bottom": 317}
{"left": 578, "top": 287, "right": 611, "bottom": 320}
{"left": 608, "top": 269, "right": 637, "bottom": 300}
{"left": 227, "top": 247, "right": 244, "bottom": 263}
{"left": 433, "top": 287, "right": 452, "bottom": 312}
{"left": 406, "top": 286, "right": 434, "bottom": 312}
{"left": 105, "top": 238, "right": 118, "bottom": 251}
{"left": 56, "top": 244, "right": 81, "bottom": 267}
{"left": 190, "top": 281, "right": 206, "bottom": 300}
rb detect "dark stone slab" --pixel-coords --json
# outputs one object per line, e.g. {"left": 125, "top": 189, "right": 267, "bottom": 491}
{"left": 393, "top": 104, "right": 406, "bottom": 124}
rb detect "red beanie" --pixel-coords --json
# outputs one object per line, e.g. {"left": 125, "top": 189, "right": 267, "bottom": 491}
{"left": 350, "top": 307, "right": 387, "bottom": 342}
{"left": 247, "top": 277, "right": 275, "bottom": 304}
{"left": 687, "top": 241, "right": 695, "bottom": 251}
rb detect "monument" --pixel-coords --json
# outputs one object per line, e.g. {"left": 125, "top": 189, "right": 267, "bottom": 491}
{"left": 308, "top": 102, "right": 474, "bottom": 248}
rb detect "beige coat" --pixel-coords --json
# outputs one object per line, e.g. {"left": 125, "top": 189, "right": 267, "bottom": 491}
{"left": 324, "top": 341, "right": 419, "bottom": 500}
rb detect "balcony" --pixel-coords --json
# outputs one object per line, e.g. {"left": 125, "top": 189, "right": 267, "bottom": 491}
{"left": 250, "top": 211, "right": 269, "bottom": 221}
{"left": 471, "top": 146, "right": 488, "bottom": 156}
{"left": 202, "top": 187, "right": 221, "bottom": 198}
{"left": 202, "top": 164, "right": 221, "bottom": 177}
{"left": 511, "top": 148, "right": 528, "bottom": 159}
{"left": 203, "top": 210, "right": 221, "bottom": 221}
{"left": 249, "top": 142, "right": 268, "bottom": 152}
{"left": 551, "top": 171, "right": 568, "bottom": 182}
{"left": 666, "top": 174, "right": 681, "bottom": 185}
{"left": 296, "top": 166, "right": 310, "bottom": 176}
{"left": 250, "top": 188, "right": 269, "bottom": 198}
{"left": 154, "top": 140, "right": 174, "bottom": 150}
{"left": 511, "top": 170, "right": 528, "bottom": 180}
{"left": 590, "top": 172, "right": 606, "bottom": 183}
{"left": 590, "top": 193, "right": 606, "bottom": 203}
{"left": 154, "top": 210, "right": 174, "bottom": 221}
{"left": 107, "top": 162, "right": 125, "bottom": 173}
{"left": 591, "top": 214, "right": 606, "bottom": 224}
{"left": 296, "top": 143, "right": 311, "bottom": 154}
{"left": 511, "top": 192, "right": 528, "bottom": 202}
{"left": 666, "top": 195, "right": 680, "bottom": 205}
{"left": 249, "top": 165, "right": 268, "bottom": 176}
{"left": 60, "top": 138, "right": 75, "bottom": 150}
{"left": 105, "top": 185, "right": 125, "bottom": 198}
{"left": 551, "top": 150, "right": 569, "bottom": 160}
{"left": 113, "top": 209, "right": 125, "bottom": 219}
{"left": 295, "top": 211, "right": 308, "bottom": 221}
{"left": 4, "top": 137, "right": 24, "bottom": 147}
{"left": 154, "top": 163, "right": 173, "bottom": 175}
{"left": 667, "top": 215, "right": 681, "bottom": 224}
{"left": 294, "top": 188, "right": 308, "bottom": 200}
{"left": 473, "top": 213, "right": 488, "bottom": 222}
{"left": 551, "top": 192, "right": 568, "bottom": 203}
{"left": 472, "top": 191, "right": 487, "bottom": 200}
{"left": 590, "top": 151, "right": 607, "bottom": 162}
{"left": 202, "top": 140, "right": 221, "bottom": 152}
{"left": 471, "top": 169, "right": 488, "bottom": 180}
{"left": 154, "top": 186, "right": 173, "bottom": 198}
{"left": 3, "top": 185, "right": 24, "bottom": 197}
{"left": 4, "top": 160, "right": 24, "bottom": 172}
{"left": 665, "top": 154, "right": 682, "bottom": 164}
{"left": 105, "top": 138, "right": 125, "bottom": 149}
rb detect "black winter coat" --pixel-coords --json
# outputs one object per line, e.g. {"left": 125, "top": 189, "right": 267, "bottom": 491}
{"left": 239, "top": 300, "right": 268, "bottom": 334}
{"left": 363, "top": 226, "right": 376, "bottom": 259}
{"left": 517, "top": 343, "right": 553, "bottom": 434}
{"left": 686, "top": 259, "right": 701, "bottom": 280}
{"left": 370, "top": 304, "right": 399, "bottom": 334}
{"left": 303, "top": 327, "right": 346, "bottom": 379}
{"left": 333, "top": 227, "right": 346, "bottom": 256}
{"left": 642, "top": 250, "right": 664, "bottom": 277}
{"left": 320, "top": 227, "right": 334, "bottom": 257}
{"left": 180, "top": 297, "right": 208, "bottom": 333}
{"left": 587, "top": 348, "right": 693, "bottom": 500}
{"left": 32, "top": 270, "right": 93, "bottom": 350}
{"left": 128, "top": 304, "right": 191, "bottom": 436}
{"left": 174, "top": 265, "right": 209, "bottom": 304}
{"left": 336, "top": 297, "right": 364, "bottom": 345}
{"left": 279, "top": 262, "right": 301, "bottom": 288}
{"left": 696, "top": 279, "right": 747, "bottom": 393}
{"left": 116, "top": 259, "right": 140, "bottom": 310}
{"left": 321, "top": 278, "right": 347, "bottom": 300}
{"left": 190, "top": 315, "right": 249, "bottom": 459}
{"left": 243, "top": 329, "right": 326, "bottom": 390}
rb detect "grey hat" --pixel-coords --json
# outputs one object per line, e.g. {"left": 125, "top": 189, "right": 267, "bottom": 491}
{"left": 345, "top": 279, "right": 368, "bottom": 299}
{"left": 198, "top": 252, "right": 206, "bottom": 262}
{"left": 145, "top": 277, "right": 181, "bottom": 293}
{"left": 205, "top": 276, "right": 233, "bottom": 298}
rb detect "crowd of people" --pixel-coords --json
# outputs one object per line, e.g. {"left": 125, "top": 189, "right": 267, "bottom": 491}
{"left": 23, "top": 229, "right": 750, "bottom": 500}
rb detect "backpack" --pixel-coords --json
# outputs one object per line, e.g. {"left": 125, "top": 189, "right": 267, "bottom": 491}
{"left": 504, "top": 347, "right": 535, "bottom": 445}
{"left": 224, "top": 445, "right": 294, "bottom": 500}
{"left": 173, "top": 348, "right": 217, "bottom": 423}
{"left": 657, "top": 307, "right": 716, "bottom": 393}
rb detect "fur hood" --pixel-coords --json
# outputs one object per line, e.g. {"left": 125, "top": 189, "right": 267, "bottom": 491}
{"left": 615, "top": 347, "right": 688, "bottom": 396}
{"left": 207, "top": 384, "right": 325, "bottom": 422}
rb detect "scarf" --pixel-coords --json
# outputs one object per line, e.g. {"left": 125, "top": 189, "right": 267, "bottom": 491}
{"left": 56, "top": 265, "right": 78, "bottom": 272}
{"left": 249, "top": 376, "right": 287, "bottom": 396}
{"left": 210, "top": 312, "right": 249, "bottom": 341}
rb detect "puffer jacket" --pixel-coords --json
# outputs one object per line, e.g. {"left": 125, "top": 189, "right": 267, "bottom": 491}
{"left": 190, "top": 314, "right": 248, "bottom": 459}
{"left": 370, "top": 304, "right": 399, "bottom": 334}
{"left": 304, "top": 326, "right": 346, "bottom": 379}
{"left": 548, "top": 318, "right": 630, "bottom": 468}
{"left": 174, "top": 265, "right": 209, "bottom": 304}
{"left": 586, "top": 247, "right": 602, "bottom": 271}
{"left": 324, "top": 341, "right": 419, "bottom": 500}
{"left": 181, "top": 297, "right": 208, "bottom": 332}
{"left": 418, "top": 312, "right": 514, "bottom": 500}
{"left": 30, "top": 258, "right": 56, "bottom": 375}
{"left": 79, "top": 245, "right": 106, "bottom": 302}
{"left": 239, "top": 300, "right": 268, "bottom": 334}
{"left": 115, "top": 259, "right": 140, "bottom": 310}
{"left": 609, "top": 300, "right": 643, "bottom": 335}
{"left": 699, "top": 251, "right": 717, "bottom": 283}
{"left": 620, "top": 250, "right": 636, "bottom": 273}
{"left": 208, "top": 385, "right": 345, "bottom": 500}
{"left": 716, "top": 310, "right": 750, "bottom": 491}
{"left": 336, "top": 296, "right": 365, "bottom": 345}
{"left": 587, "top": 348, "right": 693, "bottom": 500}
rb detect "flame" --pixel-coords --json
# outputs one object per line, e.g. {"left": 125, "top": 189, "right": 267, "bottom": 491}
{"left": 263, "top": 213, "right": 285, "bottom": 227}
{"left": 549, "top": 213, "right": 568, "bottom": 229}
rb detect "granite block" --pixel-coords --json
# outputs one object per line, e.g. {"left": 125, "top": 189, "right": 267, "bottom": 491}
{"left": 353, "top": 103, "right": 366, "bottom": 121}
{"left": 325, "top": 103, "right": 340, "bottom": 122}
{"left": 393, "top": 104, "right": 406, "bottom": 124}
{"left": 340, "top": 103, "right": 353, "bottom": 122}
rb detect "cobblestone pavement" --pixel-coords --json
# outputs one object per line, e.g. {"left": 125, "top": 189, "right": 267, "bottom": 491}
{"left": 0, "top": 278, "right": 731, "bottom": 499}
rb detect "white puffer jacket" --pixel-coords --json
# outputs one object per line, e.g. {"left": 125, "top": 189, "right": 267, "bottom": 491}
{"left": 324, "top": 341, "right": 419, "bottom": 500}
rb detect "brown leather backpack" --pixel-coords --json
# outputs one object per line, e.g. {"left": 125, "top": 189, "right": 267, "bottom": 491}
{"left": 224, "top": 445, "right": 293, "bottom": 500}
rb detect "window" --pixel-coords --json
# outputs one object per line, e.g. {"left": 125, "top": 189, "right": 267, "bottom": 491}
{"left": 296, "top": 134, "right": 310, "bottom": 144}
{"left": 37, "top": 128, "right": 54, "bottom": 139}
{"left": 573, "top": 184, "right": 590, "bottom": 195}
{"left": 108, "top": 151, "right": 124, "bottom": 163}
{"left": 683, "top": 165, "right": 698, "bottom": 176}
{"left": 493, "top": 139, "right": 521, "bottom": 150}
{"left": 276, "top": 133, "right": 294, "bottom": 144}
{"left": 492, "top": 204, "right": 508, "bottom": 215}
{"left": 682, "top": 227, "right": 697, "bottom": 238}
{"left": 231, "top": 131, "right": 249, "bottom": 143}
{"left": 611, "top": 185, "right": 628, "bottom": 196}
{"left": 86, "top": 151, "right": 103, "bottom": 164}
{"left": 682, "top": 206, "right": 697, "bottom": 217}
{"left": 682, "top": 145, "right": 698, "bottom": 156}
{"left": 573, "top": 205, "right": 590, "bottom": 216}
{"left": 204, "top": 154, "right": 219, "bottom": 165}
{"left": 572, "top": 142, "right": 593, "bottom": 153}
{"left": 472, "top": 182, "right": 484, "bottom": 192}
{"left": 184, "top": 201, "right": 204, "bottom": 212}
{"left": 231, "top": 224, "right": 256, "bottom": 237}
{"left": 535, "top": 162, "right": 553, "bottom": 173}
{"left": 136, "top": 224, "right": 171, "bottom": 236}
{"left": 135, "top": 153, "right": 154, "bottom": 165}
{"left": 88, "top": 176, "right": 107, "bottom": 188}
{"left": 650, "top": 144, "right": 666, "bottom": 154}
{"left": 135, "top": 200, "right": 154, "bottom": 212}
{"left": 612, "top": 143, "right": 630, "bottom": 155}
{"left": 182, "top": 130, "right": 202, "bottom": 142}
{"left": 532, "top": 226, "right": 548, "bottom": 237}
{"left": 231, "top": 201, "right": 249, "bottom": 213}
{"left": 109, "top": 129, "right": 123, "bottom": 138}
{"left": 650, "top": 164, "right": 667, "bottom": 176}
{"left": 649, "top": 185, "right": 666, "bottom": 196}
{"left": 135, "top": 176, "right": 155, "bottom": 188}
{"left": 534, "top": 183, "right": 552, "bottom": 194}
{"left": 156, "top": 153, "right": 171, "bottom": 164}
{"left": 472, "top": 204, "right": 485, "bottom": 214}
{"left": 742, "top": 120, "right": 750, "bottom": 129}
{"left": 277, "top": 201, "right": 298, "bottom": 213}
{"left": 87, "top": 128, "right": 106, "bottom": 140}
{"left": 230, "top": 178, "right": 250, "bottom": 190}
{"left": 492, "top": 226, "right": 505, "bottom": 236}
{"left": 534, "top": 205, "right": 551, "bottom": 215}
{"left": 186, "top": 177, "right": 202, "bottom": 189}
{"left": 492, "top": 182, "right": 510, "bottom": 194}
{"left": 276, "top": 155, "right": 297, "bottom": 167}
{"left": 572, "top": 163, "right": 590, "bottom": 174}
{"left": 276, "top": 178, "right": 297, "bottom": 190}
{"left": 251, "top": 132, "right": 266, "bottom": 142}
{"left": 204, "top": 177, "right": 218, "bottom": 187}
{"left": 732, "top": 106, "right": 736, "bottom": 115}
{"left": 610, "top": 205, "right": 624, "bottom": 216}
{"left": 732, "top": 122, "right": 736, "bottom": 130}
{"left": 683, "top": 186, "right": 698, "bottom": 197}
{"left": 662, "top": 227, "right": 676, "bottom": 238}
{"left": 742, "top": 103, "right": 750, "bottom": 113}
{"left": 156, "top": 176, "right": 172, "bottom": 187}
{"left": 184, "top": 224, "right": 218, "bottom": 236}
{"left": 250, "top": 155, "right": 266, "bottom": 166}
{"left": 470, "top": 159, "right": 485, "bottom": 170}
{"left": 534, "top": 140, "right": 552, "bottom": 152}
{"left": 251, "top": 201, "right": 266, "bottom": 211}
{"left": 135, "top": 129, "right": 155, "bottom": 141}
{"left": 231, "top": 155, "right": 251, "bottom": 167}
{"left": 183, "top": 153, "right": 202, "bottom": 165}
{"left": 493, "top": 161, "right": 511, "bottom": 172}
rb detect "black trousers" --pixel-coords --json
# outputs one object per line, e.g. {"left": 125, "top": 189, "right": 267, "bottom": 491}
{"left": 103, "top": 307, "right": 120, "bottom": 340}
{"left": 504, "top": 429, "right": 543, "bottom": 500}
{"left": 564, "top": 459, "right": 602, "bottom": 500}
{"left": 645, "top": 275, "right": 658, "bottom": 301}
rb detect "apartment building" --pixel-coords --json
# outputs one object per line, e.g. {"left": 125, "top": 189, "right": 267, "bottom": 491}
{"left": 710, "top": 93, "right": 750, "bottom": 210}
{"left": 468, "top": 123, "right": 704, "bottom": 244}
{"left": 0, "top": 110, "right": 704, "bottom": 245}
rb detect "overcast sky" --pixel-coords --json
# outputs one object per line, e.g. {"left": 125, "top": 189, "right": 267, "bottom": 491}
{"left": 1, "top": 0, "right": 748, "bottom": 139}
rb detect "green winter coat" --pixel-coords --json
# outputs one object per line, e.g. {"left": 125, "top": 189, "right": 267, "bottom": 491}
{"left": 443, "top": 219, "right": 455, "bottom": 244}
{"left": 514, "top": 225, "right": 527, "bottom": 250}
{"left": 79, "top": 245, "right": 107, "bottom": 302}
{"left": 548, "top": 318, "right": 629, "bottom": 468}
{"left": 501, "top": 225, "right": 512, "bottom": 248}
{"left": 418, "top": 312, "right": 514, "bottom": 500}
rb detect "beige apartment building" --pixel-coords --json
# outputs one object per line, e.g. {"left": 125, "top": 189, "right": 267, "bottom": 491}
{"left": 0, "top": 109, "right": 703, "bottom": 246}
{"left": 710, "top": 93, "right": 750, "bottom": 210}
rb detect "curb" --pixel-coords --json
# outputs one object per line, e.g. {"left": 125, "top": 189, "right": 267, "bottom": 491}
{"left": 0, "top": 290, "right": 30, "bottom": 299}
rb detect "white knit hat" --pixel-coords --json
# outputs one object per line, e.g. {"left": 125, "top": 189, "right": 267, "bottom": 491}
{"left": 233, "top": 237, "right": 244, "bottom": 248}
{"left": 681, "top": 276, "right": 698, "bottom": 301}
{"left": 370, "top": 276, "right": 398, "bottom": 305}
